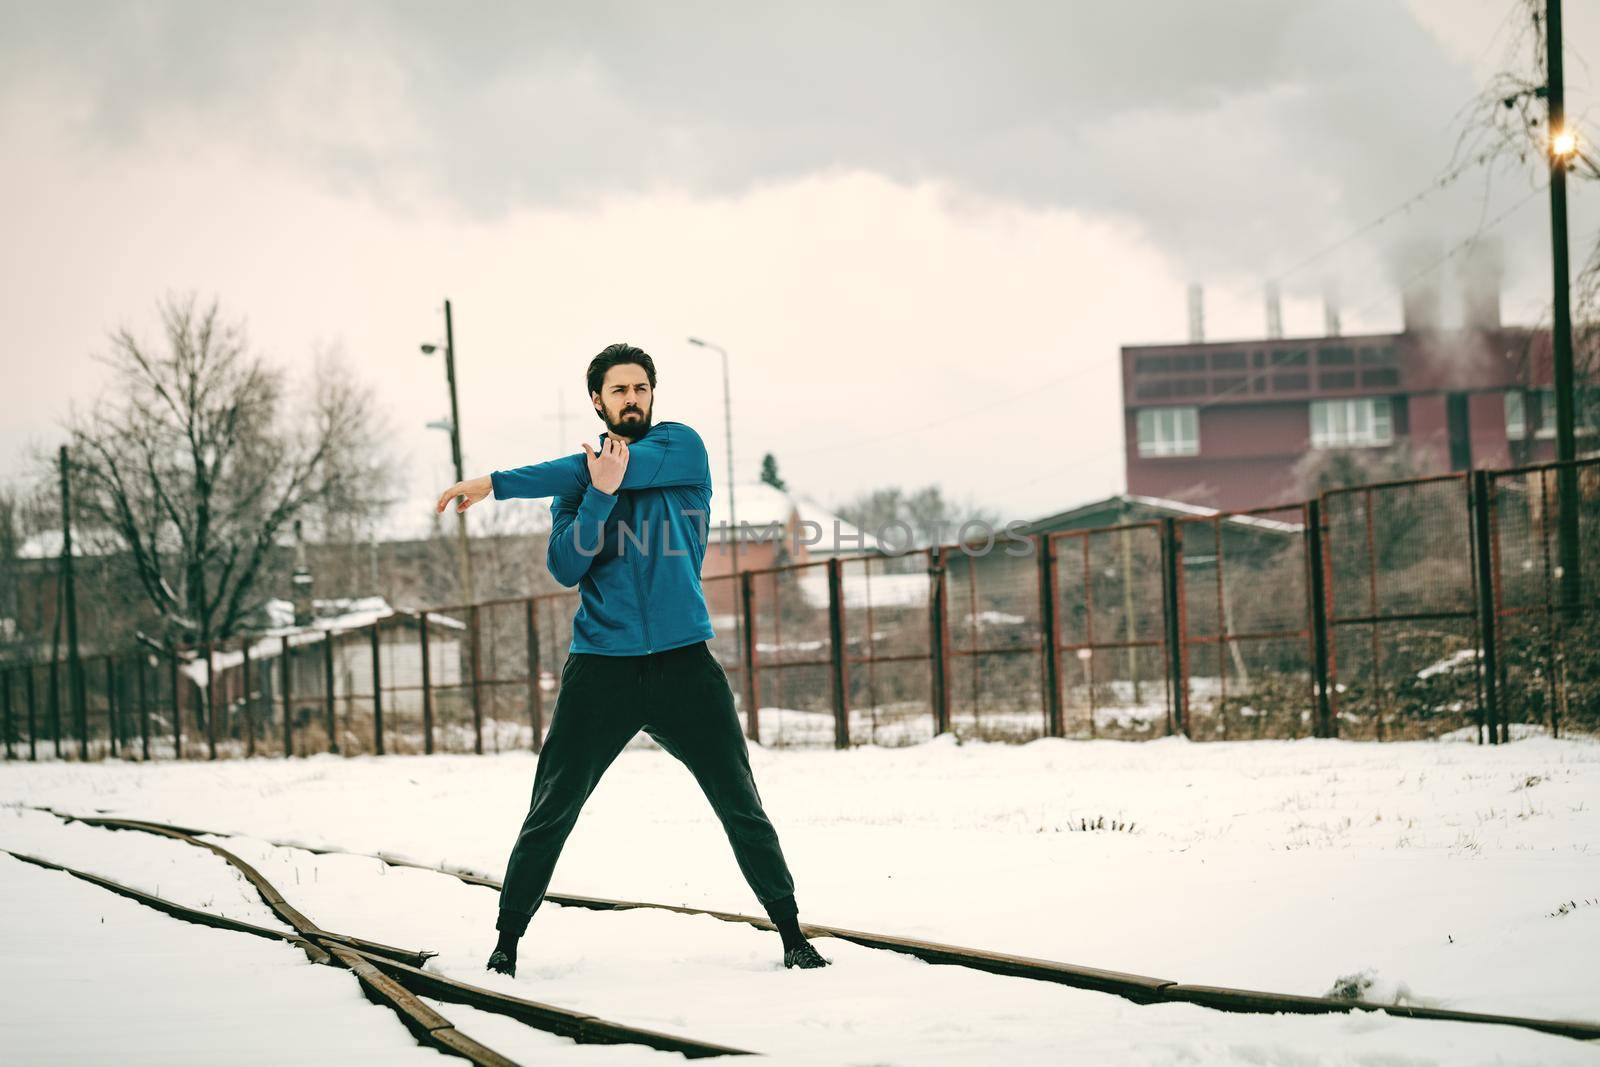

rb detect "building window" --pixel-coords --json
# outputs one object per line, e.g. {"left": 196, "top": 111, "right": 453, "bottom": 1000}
{"left": 1504, "top": 389, "right": 1557, "bottom": 440}
{"left": 1310, "top": 397, "right": 1393, "bottom": 448}
{"left": 1137, "top": 406, "right": 1199, "bottom": 457}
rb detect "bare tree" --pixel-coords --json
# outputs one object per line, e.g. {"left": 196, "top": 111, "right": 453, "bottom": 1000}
{"left": 61, "top": 294, "right": 395, "bottom": 646}
{"left": 837, "top": 484, "right": 1002, "bottom": 551}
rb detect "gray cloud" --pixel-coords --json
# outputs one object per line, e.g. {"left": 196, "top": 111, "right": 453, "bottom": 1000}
{"left": 0, "top": 1, "right": 1553, "bottom": 295}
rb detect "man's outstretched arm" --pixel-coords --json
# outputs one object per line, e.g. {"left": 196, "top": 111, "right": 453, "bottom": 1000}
{"left": 434, "top": 423, "right": 710, "bottom": 512}
{"left": 435, "top": 435, "right": 628, "bottom": 514}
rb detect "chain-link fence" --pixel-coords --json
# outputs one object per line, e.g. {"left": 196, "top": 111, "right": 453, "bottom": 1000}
{"left": 946, "top": 539, "right": 1045, "bottom": 743}
{"left": 1487, "top": 458, "right": 1600, "bottom": 736}
{"left": 743, "top": 561, "right": 837, "bottom": 747}
{"left": 839, "top": 550, "right": 934, "bottom": 746}
{"left": 6, "top": 456, "right": 1596, "bottom": 760}
{"left": 1321, "top": 475, "right": 1481, "bottom": 740}
{"left": 1177, "top": 506, "right": 1317, "bottom": 740}
{"left": 1047, "top": 524, "right": 1173, "bottom": 740}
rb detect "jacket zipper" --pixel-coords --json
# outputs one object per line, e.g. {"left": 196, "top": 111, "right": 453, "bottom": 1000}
{"left": 628, "top": 508, "right": 653, "bottom": 654}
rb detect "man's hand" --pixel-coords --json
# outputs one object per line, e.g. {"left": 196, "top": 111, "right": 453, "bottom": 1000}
{"left": 436, "top": 474, "right": 494, "bottom": 514}
{"left": 584, "top": 436, "right": 629, "bottom": 494}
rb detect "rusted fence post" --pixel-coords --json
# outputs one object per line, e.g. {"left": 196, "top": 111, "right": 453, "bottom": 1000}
{"left": 136, "top": 653, "right": 150, "bottom": 761}
{"left": 322, "top": 629, "right": 338, "bottom": 755}
{"left": 825, "top": 557, "right": 851, "bottom": 749}
{"left": 2, "top": 669, "right": 13, "bottom": 760}
{"left": 1470, "top": 470, "right": 1503, "bottom": 746}
{"left": 525, "top": 598, "right": 543, "bottom": 753}
{"left": 419, "top": 611, "right": 435, "bottom": 755}
{"left": 370, "top": 623, "right": 385, "bottom": 756}
{"left": 1036, "top": 533, "right": 1063, "bottom": 738}
{"left": 27, "top": 667, "right": 39, "bottom": 761}
{"left": 928, "top": 546, "right": 952, "bottom": 738}
{"left": 204, "top": 643, "right": 217, "bottom": 760}
{"left": 236, "top": 639, "right": 249, "bottom": 755}
{"left": 280, "top": 636, "right": 293, "bottom": 758}
{"left": 105, "top": 657, "right": 119, "bottom": 758}
{"left": 469, "top": 604, "right": 484, "bottom": 755}
{"left": 49, "top": 655, "right": 62, "bottom": 760}
{"left": 1160, "top": 518, "right": 1189, "bottom": 738}
{"left": 739, "top": 572, "right": 760, "bottom": 743}
{"left": 1304, "top": 500, "right": 1334, "bottom": 739}
{"left": 169, "top": 651, "right": 182, "bottom": 760}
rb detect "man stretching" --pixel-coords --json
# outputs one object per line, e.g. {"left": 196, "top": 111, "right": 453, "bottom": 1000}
{"left": 435, "top": 342, "right": 831, "bottom": 974}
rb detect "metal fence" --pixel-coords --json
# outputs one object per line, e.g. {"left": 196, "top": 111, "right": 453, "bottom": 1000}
{"left": 4, "top": 456, "right": 1597, "bottom": 760}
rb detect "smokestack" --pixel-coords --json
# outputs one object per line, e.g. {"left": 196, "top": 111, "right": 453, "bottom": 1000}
{"left": 1396, "top": 239, "right": 1442, "bottom": 333}
{"left": 1323, "top": 282, "right": 1342, "bottom": 337}
{"left": 1187, "top": 283, "right": 1204, "bottom": 343}
{"left": 1401, "top": 279, "right": 1442, "bottom": 333}
{"left": 1459, "top": 238, "right": 1503, "bottom": 331}
{"left": 1265, "top": 282, "right": 1283, "bottom": 339}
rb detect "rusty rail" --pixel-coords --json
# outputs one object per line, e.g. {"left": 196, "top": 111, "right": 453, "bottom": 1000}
{"left": 37, "top": 810, "right": 756, "bottom": 1060}
{"left": 38, "top": 806, "right": 1599, "bottom": 1045}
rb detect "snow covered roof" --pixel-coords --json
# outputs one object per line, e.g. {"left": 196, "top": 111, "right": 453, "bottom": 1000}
{"left": 179, "top": 597, "right": 464, "bottom": 687}
{"left": 706, "top": 482, "right": 880, "bottom": 553}
{"left": 1023, "top": 493, "right": 1304, "bottom": 536}
{"left": 797, "top": 567, "right": 928, "bottom": 609}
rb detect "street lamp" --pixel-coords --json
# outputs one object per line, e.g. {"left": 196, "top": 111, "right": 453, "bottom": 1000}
{"left": 687, "top": 337, "right": 740, "bottom": 581}
{"left": 421, "top": 299, "right": 476, "bottom": 605}
{"left": 1550, "top": 128, "right": 1578, "bottom": 162}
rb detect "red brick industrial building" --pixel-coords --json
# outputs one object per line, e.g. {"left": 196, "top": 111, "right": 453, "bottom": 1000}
{"left": 1121, "top": 281, "right": 1569, "bottom": 511}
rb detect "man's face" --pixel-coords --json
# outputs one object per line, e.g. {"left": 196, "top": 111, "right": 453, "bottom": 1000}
{"left": 593, "top": 363, "right": 654, "bottom": 440}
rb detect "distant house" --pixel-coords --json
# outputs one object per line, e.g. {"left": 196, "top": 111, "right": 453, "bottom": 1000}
{"left": 1014, "top": 493, "right": 1303, "bottom": 539}
{"left": 181, "top": 597, "right": 465, "bottom": 727}
{"left": 700, "top": 481, "right": 879, "bottom": 618}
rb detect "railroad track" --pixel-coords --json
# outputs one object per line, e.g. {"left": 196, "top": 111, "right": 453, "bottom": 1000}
{"left": 19, "top": 804, "right": 1600, "bottom": 1047}
{"left": 6, "top": 812, "right": 756, "bottom": 1064}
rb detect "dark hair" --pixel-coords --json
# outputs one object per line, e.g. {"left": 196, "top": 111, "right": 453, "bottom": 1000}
{"left": 586, "top": 343, "right": 657, "bottom": 396}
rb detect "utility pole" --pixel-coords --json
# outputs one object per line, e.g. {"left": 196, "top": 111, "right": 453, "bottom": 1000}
{"left": 429, "top": 299, "right": 476, "bottom": 605}
{"left": 687, "top": 337, "right": 740, "bottom": 579}
{"left": 545, "top": 391, "right": 575, "bottom": 456}
{"left": 687, "top": 337, "right": 743, "bottom": 687}
{"left": 58, "top": 446, "right": 86, "bottom": 759}
{"left": 1545, "top": 0, "right": 1581, "bottom": 609}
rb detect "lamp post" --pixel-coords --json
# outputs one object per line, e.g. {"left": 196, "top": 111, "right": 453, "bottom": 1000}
{"left": 687, "top": 337, "right": 739, "bottom": 579}
{"left": 1544, "top": 0, "right": 1581, "bottom": 611}
{"left": 422, "top": 299, "right": 476, "bottom": 605}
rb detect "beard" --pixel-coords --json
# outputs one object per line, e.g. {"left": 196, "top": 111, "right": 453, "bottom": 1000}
{"left": 599, "top": 399, "right": 653, "bottom": 441}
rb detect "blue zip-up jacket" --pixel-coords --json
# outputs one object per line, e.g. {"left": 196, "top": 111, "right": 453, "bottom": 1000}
{"left": 489, "top": 420, "right": 715, "bottom": 656}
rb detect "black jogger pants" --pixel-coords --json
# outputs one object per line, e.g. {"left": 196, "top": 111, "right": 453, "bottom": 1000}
{"left": 495, "top": 639, "right": 798, "bottom": 937}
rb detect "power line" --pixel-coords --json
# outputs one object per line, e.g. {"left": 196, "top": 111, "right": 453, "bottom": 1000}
{"left": 1258, "top": 151, "right": 1498, "bottom": 290}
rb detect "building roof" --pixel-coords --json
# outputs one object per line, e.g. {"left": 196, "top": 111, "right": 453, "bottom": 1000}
{"left": 179, "top": 597, "right": 464, "bottom": 688}
{"left": 705, "top": 481, "right": 880, "bottom": 553}
{"left": 1019, "top": 493, "right": 1303, "bottom": 536}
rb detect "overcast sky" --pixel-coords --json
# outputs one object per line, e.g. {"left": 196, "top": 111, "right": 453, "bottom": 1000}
{"left": 3, "top": 0, "right": 1596, "bottom": 534}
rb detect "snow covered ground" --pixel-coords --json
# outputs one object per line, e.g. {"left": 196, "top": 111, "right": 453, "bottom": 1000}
{"left": 2, "top": 731, "right": 1598, "bottom": 1064}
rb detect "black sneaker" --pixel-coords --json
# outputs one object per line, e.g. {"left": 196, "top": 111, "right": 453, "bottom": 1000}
{"left": 783, "top": 940, "right": 831, "bottom": 969}
{"left": 486, "top": 948, "right": 516, "bottom": 977}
